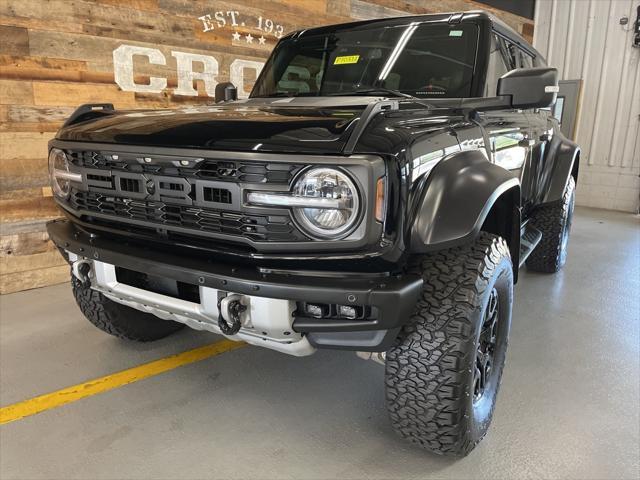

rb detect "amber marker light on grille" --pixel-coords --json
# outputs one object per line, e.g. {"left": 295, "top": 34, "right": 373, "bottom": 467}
{"left": 375, "top": 177, "right": 386, "bottom": 222}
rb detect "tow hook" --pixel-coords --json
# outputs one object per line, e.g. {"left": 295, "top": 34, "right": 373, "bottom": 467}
{"left": 72, "top": 259, "right": 93, "bottom": 287}
{"left": 356, "top": 351, "right": 386, "bottom": 366}
{"left": 218, "top": 294, "right": 246, "bottom": 335}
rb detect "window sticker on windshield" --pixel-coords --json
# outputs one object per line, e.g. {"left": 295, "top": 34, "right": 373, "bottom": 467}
{"left": 449, "top": 30, "right": 463, "bottom": 37}
{"left": 334, "top": 55, "right": 360, "bottom": 65}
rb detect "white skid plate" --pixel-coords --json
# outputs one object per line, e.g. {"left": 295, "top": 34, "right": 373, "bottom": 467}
{"left": 85, "top": 259, "right": 315, "bottom": 356}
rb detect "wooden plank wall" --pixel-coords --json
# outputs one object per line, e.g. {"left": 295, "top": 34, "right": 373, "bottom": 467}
{"left": 0, "top": 0, "right": 533, "bottom": 294}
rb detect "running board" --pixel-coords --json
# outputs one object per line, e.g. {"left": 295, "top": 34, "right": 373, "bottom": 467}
{"left": 519, "top": 225, "right": 542, "bottom": 268}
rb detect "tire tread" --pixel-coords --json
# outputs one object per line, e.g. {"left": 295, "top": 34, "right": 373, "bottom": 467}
{"left": 385, "top": 233, "right": 512, "bottom": 456}
{"left": 526, "top": 176, "right": 575, "bottom": 273}
{"left": 72, "top": 276, "right": 184, "bottom": 342}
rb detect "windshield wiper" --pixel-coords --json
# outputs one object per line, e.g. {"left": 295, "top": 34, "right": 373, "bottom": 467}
{"left": 328, "top": 88, "right": 416, "bottom": 98}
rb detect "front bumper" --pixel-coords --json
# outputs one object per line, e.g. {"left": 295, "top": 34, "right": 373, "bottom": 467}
{"left": 48, "top": 219, "right": 423, "bottom": 352}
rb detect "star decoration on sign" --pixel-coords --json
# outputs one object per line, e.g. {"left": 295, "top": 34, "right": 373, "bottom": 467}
{"left": 232, "top": 31, "right": 241, "bottom": 41}
{"left": 245, "top": 33, "right": 253, "bottom": 44}
{"left": 258, "top": 36, "right": 266, "bottom": 45}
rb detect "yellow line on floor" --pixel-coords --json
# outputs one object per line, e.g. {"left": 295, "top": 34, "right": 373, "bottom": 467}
{"left": 0, "top": 339, "right": 245, "bottom": 425}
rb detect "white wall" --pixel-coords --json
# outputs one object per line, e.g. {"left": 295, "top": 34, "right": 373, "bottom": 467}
{"left": 534, "top": 0, "right": 640, "bottom": 213}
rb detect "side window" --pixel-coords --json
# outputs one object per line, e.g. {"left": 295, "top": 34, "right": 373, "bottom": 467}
{"left": 519, "top": 50, "right": 534, "bottom": 69}
{"left": 484, "top": 34, "right": 510, "bottom": 97}
{"left": 502, "top": 39, "right": 519, "bottom": 70}
{"left": 533, "top": 54, "right": 547, "bottom": 67}
{"left": 502, "top": 38, "right": 535, "bottom": 69}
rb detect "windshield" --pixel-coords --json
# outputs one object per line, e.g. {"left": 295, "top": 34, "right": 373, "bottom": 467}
{"left": 251, "top": 22, "right": 479, "bottom": 99}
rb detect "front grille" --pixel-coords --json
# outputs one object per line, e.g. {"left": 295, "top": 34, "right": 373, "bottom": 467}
{"left": 67, "top": 150, "right": 301, "bottom": 184}
{"left": 62, "top": 148, "right": 310, "bottom": 244}
{"left": 72, "top": 191, "right": 304, "bottom": 242}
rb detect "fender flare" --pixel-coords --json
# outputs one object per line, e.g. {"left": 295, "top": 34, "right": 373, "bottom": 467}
{"left": 410, "top": 150, "right": 520, "bottom": 253}
{"left": 542, "top": 137, "right": 580, "bottom": 204}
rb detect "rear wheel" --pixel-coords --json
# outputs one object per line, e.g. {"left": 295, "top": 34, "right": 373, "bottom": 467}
{"left": 526, "top": 176, "right": 576, "bottom": 273}
{"left": 385, "top": 233, "right": 513, "bottom": 456}
{"left": 72, "top": 276, "right": 185, "bottom": 341}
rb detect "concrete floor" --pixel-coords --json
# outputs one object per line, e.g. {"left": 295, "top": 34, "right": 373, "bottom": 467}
{"left": 1, "top": 207, "right": 638, "bottom": 480}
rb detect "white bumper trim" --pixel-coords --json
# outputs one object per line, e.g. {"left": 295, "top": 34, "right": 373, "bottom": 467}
{"left": 85, "top": 259, "right": 316, "bottom": 356}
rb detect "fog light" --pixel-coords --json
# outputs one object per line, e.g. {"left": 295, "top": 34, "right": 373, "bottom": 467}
{"left": 338, "top": 305, "right": 357, "bottom": 319}
{"left": 305, "top": 303, "right": 328, "bottom": 318}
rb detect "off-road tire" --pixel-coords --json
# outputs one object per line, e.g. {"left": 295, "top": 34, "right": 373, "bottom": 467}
{"left": 385, "top": 232, "right": 513, "bottom": 456}
{"left": 71, "top": 276, "right": 184, "bottom": 341}
{"left": 526, "top": 176, "right": 576, "bottom": 273}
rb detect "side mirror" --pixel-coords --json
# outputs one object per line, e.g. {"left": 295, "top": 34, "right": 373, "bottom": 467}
{"left": 497, "top": 67, "right": 558, "bottom": 109}
{"left": 215, "top": 82, "right": 237, "bottom": 103}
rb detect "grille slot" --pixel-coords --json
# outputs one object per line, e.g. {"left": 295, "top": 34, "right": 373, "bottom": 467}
{"left": 87, "top": 173, "right": 110, "bottom": 182}
{"left": 160, "top": 181, "right": 184, "bottom": 191}
{"left": 119, "top": 177, "right": 141, "bottom": 193}
{"left": 72, "top": 191, "right": 304, "bottom": 242}
{"left": 203, "top": 186, "right": 232, "bottom": 204}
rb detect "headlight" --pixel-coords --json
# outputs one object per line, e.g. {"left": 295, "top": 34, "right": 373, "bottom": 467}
{"left": 48, "top": 148, "right": 80, "bottom": 199}
{"left": 292, "top": 168, "right": 360, "bottom": 239}
{"left": 246, "top": 167, "right": 361, "bottom": 240}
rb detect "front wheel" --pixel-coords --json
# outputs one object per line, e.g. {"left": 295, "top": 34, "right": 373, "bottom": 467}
{"left": 385, "top": 233, "right": 513, "bottom": 456}
{"left": 72, "top": 276, "right": 185, "bottom": 341}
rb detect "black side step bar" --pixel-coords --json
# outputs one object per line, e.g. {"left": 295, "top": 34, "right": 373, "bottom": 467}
{"left": 519, "top": 225, "right": 542, "bottom": 268}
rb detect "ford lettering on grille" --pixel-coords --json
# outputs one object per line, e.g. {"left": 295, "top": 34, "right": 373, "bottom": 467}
{"left": 79, "top": 168, "right": 241, "bottom": 210}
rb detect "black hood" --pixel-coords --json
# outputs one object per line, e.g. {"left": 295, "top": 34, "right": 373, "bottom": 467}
{"left": 55, "top": 98, "right": 382, "bottom": 155}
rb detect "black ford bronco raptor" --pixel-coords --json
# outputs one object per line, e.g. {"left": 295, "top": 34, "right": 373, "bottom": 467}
{"left": 47, "top": 11, "right": 579, "bottom": 456}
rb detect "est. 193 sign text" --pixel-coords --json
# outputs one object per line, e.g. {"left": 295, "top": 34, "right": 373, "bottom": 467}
{"left": 198, "top": 10, "right": 287, "bottom": 46}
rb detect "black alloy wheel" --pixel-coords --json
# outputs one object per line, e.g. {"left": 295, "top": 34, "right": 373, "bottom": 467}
{"left": 474, "top": 288, "right": 500, "bottom": 403}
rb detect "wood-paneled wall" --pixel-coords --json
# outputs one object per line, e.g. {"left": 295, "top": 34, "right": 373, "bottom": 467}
{"left": 0, "top": 0, "right": 533, "bottom": 294}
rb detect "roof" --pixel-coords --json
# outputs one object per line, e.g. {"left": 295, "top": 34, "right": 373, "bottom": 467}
{"left": 284, "top": 10, "right": 543, "bottom": 59}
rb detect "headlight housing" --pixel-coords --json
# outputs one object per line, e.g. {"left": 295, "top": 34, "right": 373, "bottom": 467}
{"left": 292, "top": 168, "right": 360, "bottom": 239}
{"left": 246, "top": 167, "right": 362, "bottom": 240}
{"left": 48, "top": 148, "right": 72, "bottom": 198}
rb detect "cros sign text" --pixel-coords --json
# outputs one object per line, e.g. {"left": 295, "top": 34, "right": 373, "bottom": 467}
{"left": 113, "top": 45, "right": 265, "bottom": 99}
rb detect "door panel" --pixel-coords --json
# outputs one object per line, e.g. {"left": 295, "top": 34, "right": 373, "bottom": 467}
{"left": 525, "top": 110, "right": 555, "bottom": 205}
{"left": 553, "top": 79, "right": 581, "bottom": 140}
